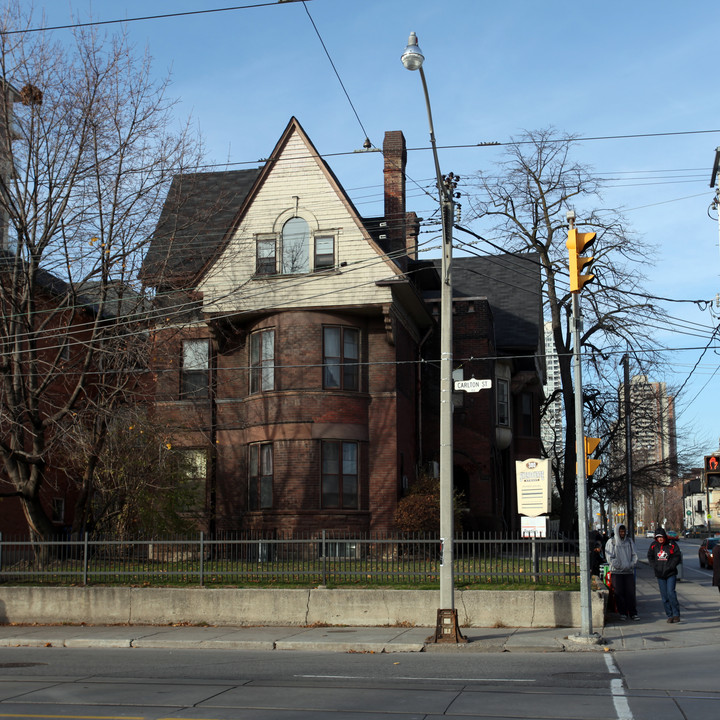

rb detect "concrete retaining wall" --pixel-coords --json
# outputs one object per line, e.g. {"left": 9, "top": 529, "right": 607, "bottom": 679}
{"left": 0, "top": 587, "right": 606, "bottom": 628}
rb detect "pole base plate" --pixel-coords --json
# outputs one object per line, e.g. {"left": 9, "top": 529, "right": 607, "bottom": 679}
{"left": 427, "top": 608, "right": 467, "bottom": 644}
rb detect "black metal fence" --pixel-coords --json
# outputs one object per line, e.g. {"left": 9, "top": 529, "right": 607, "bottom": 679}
{"left": 0, "top": 531, "right": 580, "bottom": 587}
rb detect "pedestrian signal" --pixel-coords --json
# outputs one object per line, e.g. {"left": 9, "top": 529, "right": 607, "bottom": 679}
{"left": 705, "top": 455, "right": 720, "bottom": 488}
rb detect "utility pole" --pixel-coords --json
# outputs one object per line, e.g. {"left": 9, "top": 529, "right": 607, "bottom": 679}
{"left": 622, "top": 354, "right": 634, "bottom": 537}
{"left": 402, "top": 32, "right": 465, "bottom": 644}
{"left": 711, "top": 147, "right": 719, "bottom": 255}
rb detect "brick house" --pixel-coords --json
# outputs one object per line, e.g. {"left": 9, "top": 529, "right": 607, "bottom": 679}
{"left": 0, "top": 262, "right": 98, "bottom": 536}
{"left": 141, "top": 117, "right": 544, "bottom": 536}
{"left": 429, "top": 254, "right": 545, "bottom": 531}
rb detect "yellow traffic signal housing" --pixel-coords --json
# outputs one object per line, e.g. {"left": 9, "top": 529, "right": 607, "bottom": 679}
{"left": 576, "top": 437, "right": 602, "bottom": 478}
{"left": 584, "top": 437, "right": 601, "bottom": 478}
{"left": 566, "top": 228, "right": 597, "bottom": 293}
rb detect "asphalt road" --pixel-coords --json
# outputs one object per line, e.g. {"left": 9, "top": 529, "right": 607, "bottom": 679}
{"left": 0, "top": 638, "right": 718, "bottom": 719}
{"left": 0, "top": 536, "right": 716, "bottom": 720}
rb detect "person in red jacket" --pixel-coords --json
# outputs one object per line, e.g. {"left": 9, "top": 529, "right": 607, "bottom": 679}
{"left": 712, "top": 543, "right": 720, "bottom": 595}
{"left": 647, "top": 527, "right": 682, "bottom": 623}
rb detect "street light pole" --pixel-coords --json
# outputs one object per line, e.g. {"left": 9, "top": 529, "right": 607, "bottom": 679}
{"left": 402, "top": 32, "right": 464, "bottom": 643}
{"left": 566, "top": 210, "right": 601, "bottom": 646}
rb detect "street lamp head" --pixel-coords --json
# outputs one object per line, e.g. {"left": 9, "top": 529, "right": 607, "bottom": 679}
{"left": 401, "top": 32, "right": 424, "bottom": 71}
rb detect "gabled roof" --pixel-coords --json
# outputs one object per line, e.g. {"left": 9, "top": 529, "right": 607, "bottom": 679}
{"left": 140, "top": 168, "right": 262, "bottom": 287}
{"left": 431, "top": 253, "right": 542, "bottom": 352}
{"left": 142, "top": 117, "right": 402, "bottom": 291}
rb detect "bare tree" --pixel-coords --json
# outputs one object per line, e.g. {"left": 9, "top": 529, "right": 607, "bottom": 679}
{"left": 59, "top": 408, "right": 203, "bottom": 538}
{"left": 588, "top": 373, "right": 701, "bottom": 532}
{"left": 0, "top": 4, "right": 201, "bottom": 540}
{"left": 465, "top": 129, "right": 668, "bottom": 534}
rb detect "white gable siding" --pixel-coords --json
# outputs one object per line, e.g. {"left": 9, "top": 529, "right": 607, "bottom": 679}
{"left": 198, "top": 130, "right": 400, "bottom": 314}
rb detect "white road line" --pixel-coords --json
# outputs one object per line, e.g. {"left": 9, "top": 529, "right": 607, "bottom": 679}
{"left": 296, "top": 674, "right": 535, "bottom": 682}
{"left": 604, "top": 654, "right": 634, "bottom": 720}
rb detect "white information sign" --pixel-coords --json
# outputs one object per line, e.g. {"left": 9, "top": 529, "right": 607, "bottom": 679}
{"left": 453, "top": 378, "right": 492, "bottom": 392}
{"left": 515, "top": 458, "right": 551, "bottom": 517}
{"left": 521, "top": 515, "right": 548, "bottom": 538}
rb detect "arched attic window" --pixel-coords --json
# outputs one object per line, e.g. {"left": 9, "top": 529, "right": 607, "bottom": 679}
{"left": 281, "top": 217, "right": 310, "bottom": 274}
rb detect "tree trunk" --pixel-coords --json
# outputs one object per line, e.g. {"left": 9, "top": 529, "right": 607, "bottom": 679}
{"left": 20, "top": 492, "right": 56, "bottom": 566}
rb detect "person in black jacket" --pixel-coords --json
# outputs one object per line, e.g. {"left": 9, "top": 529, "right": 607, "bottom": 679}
{"left": 712, "top": 542, "right": 720, "bottom": 595}
{"left": 647, "top": 527, "right": 682, "bottom": 622}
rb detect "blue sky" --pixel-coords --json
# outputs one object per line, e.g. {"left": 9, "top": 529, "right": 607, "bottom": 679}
{"left": 28, "top": 0, "right": 720, "bottom": 459}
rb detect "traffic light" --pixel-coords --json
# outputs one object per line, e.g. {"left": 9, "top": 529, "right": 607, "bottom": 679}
{"left": 576, "top": 437, "right": 602, "bottom": 478}
{"left": 566, "top": 228, "right": 597, "bottom": 293}
{"left": 705, "top": 454, "right": 720, "bottom": 488}
{"left": 584, "top": 437, "right": 602, "bottom": 478}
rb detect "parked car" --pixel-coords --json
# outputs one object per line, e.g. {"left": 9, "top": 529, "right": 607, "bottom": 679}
{"left": 698, "top": 536, "right": 720, "bottom": 568}
{"left": 684, "top": 525, "right": 707, "bottom": 538}
{"left": 667, "top": 530, "right": 679, "bottom": 540}
{"left": 645, "top": 531, "right": 655, "bottom": 538}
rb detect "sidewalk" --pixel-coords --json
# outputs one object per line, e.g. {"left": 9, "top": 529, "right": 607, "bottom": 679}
{"left": 0, "top": 562, "right": 716, "bottom": 654}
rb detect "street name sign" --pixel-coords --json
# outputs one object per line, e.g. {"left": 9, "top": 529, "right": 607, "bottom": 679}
{"left": 454, "top": 378, "right": 492, "bottom": 392}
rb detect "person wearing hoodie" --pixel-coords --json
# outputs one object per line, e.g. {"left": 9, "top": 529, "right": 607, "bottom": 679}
{"left": 647, "top": 527, "right": 682, "bottom": 622}
{"left": 605, "top": 524, "right": 639, "bottom": 620}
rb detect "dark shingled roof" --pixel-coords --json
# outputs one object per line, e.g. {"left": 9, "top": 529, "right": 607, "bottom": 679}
{"left": 0, "top": 250, "right": 141, "bottom": 320}
{"left": 0, "top": 249, "right": 70, "bottom": 297}
{"left": 431, "top": 253, "right": 542, "bottom": 352}
{"left": 140, "top": 168, "right": 262, "bottom": 287}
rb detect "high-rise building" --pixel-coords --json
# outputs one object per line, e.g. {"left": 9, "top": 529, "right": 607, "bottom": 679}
{"left": 619, "top": 374, "right": 678, "bottom": 531}
{"left": 541, "top": 321, "right": 564, "bottom": 462}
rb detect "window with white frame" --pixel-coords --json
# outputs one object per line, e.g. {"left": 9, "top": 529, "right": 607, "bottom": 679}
{"left": 178, "top": 448, "right": 207, "bottom": 513}
{"left": 497, "top": 378, "right": 510, "bottom": 426}
{"left": 256, "top": 234, "right": 277, "bottom": 275}
{"left": 318, "top": 540, "right": 359, "bottom": 558}
{"left": 323, "top": 326, "right": 359, "bottom": 391}
{"left": 256, "top": 221, "right": 335, "bottom": 275}
{"left": 249, "top": 442, "right": 273, "bottom": 510}
{"left": 250, "top": 329, "right": 275, "bottom": 393}
{"left": 181, "top": 339, "right": 209, "bottom": 398}
{"left": 321, "top": 440, "right": 358, "bottom": 509}
{"left": 314, "top": 235, "right": 335, "bottom": 269}
{"left": 281, "top": 217, "right": 310, "bottom": 274}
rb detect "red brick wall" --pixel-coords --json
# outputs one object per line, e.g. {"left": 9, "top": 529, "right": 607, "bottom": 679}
{"left": 151, "top": 308, "right": 415, "bottom": 536}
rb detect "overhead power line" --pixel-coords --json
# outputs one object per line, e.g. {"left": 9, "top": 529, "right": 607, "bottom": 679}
{"left": 0, "top": 1, "right": 310, "bottom": 36}
{"left": 300, "top": 1, "right": 372, "bottom": 147}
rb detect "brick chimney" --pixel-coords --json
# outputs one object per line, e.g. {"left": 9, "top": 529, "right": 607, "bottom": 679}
{"left": 383, "top": 131, "right": 407, "bottom": 266}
